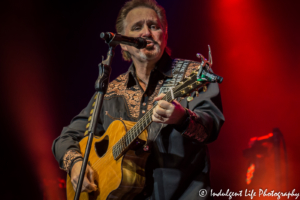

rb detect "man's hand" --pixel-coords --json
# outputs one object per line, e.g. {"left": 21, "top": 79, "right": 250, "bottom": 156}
{"left": 152, "top": 93, "right": 187, "bottom": 124}
{"left": 70, "top": 160, "right": 97, "bottom": 193}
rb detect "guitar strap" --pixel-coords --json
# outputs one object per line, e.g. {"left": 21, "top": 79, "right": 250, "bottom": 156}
{"left": 158, "top": 59, "right": 191, "bottom": 95}
{"left": 147, "top": 59, "right": 191, "bottom": 143}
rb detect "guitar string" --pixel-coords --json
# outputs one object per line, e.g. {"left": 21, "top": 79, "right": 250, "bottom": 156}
{"left": 90, "top": 79, "right": 201, "bottom": 169}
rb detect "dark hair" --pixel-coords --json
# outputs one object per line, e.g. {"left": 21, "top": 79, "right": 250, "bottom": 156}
{"left": 115, "top": 0, "right": 169, "bottom": 61}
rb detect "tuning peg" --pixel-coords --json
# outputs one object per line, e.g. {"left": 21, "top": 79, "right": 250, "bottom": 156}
{"left": 195, "top": 91, "right": 199, "bottom": 97}
{"left": 184, "top": 75, "right": 191, "bottom": 80}
{"left": 203, "top": 86, "right": 207, "bottom": 92}
{"left": 192, "top": 70, "right": 198, "bottom": 75}
{"left": 187, "top": 96, "right": 194, "bottom": 102}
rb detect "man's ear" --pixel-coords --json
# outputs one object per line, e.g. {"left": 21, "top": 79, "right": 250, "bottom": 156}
{"left": 120, "top": 44, "right": 128, "bottom": 51}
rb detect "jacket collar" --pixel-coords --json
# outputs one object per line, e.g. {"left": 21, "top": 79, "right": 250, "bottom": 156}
{"left": 125, "top": 51, "right": 173, "bottom": 88}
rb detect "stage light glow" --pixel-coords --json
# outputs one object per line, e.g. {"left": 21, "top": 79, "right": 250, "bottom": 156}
{"left": 2, "top": 31, "right": 65, "bottom": 199}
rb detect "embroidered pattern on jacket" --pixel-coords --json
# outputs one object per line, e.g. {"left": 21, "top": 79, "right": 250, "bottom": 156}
{"left": 105, "top": 73, "right": 143, "bottom": 119}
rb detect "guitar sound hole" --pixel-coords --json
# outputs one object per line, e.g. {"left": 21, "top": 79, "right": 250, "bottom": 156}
{"left": 94, "top": 135, "right": 109, "bottom": 158}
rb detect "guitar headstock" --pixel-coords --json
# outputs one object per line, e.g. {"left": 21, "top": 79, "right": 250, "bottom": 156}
{"left": 173, "top": 71, "right": 205, "bottom": 98}
{"left": 173, "top": 46, "right": 223, "bottom": 98}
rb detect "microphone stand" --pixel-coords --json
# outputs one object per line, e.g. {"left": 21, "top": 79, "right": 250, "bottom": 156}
{"left": 74, "top": 40, "right": 117, "bottom": 200}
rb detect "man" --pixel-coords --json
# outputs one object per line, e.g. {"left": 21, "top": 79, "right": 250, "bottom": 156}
{"left": 52, "top": 0, "right": 224, "bottom": 199}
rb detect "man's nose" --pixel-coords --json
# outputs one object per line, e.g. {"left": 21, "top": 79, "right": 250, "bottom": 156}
{"left": 141, "top": 26, "right": 151, "bottom": 38}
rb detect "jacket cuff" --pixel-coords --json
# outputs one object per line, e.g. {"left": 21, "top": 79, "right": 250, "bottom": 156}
{"left": 60, "top": 149, "right": 83, "bottom": 174}
{"left": 181, "top": 109, "right": 208, "bottom": 142}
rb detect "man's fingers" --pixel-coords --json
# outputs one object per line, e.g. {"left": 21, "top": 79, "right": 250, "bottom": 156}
{"left": 82, "top": 177, "right": 97, "bottom": 193}
{"left": 88, "top": 167, "right": 97, "bottom": 190}
{"left": 156, "top": 104, "right": 174, "bottom": 118}
{"left": 155, "top": 107, "right": 167, "bottom": 117}
{"left": 71, "top": 169, "right": 97, "bottom": 193}
{"left": 154, "top": 93, "right": 165, "bottom": 101}
{"left": 154, "top": 113, "right": 164, "bottom": 121}
{"left": 158, "top": 100, "right": 173, "bottom": 110}
{"left": 88, "top": 168, "right": 95, "bottom": 183}
{"left": 152, "top": 113, "right": 165, "bottom": 123}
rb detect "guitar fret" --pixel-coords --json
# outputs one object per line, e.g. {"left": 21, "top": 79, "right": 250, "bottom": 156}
{"left": 135, "top": 126, "right": 141, "bottom": 137}
{"left": 125, "top": 135, "right": 128, "bottom": 146}
{"left": 131, "top": 132, "right": 135, "bottom": 141}
{"left": 126, "top": 134, "right": 130, "bottom": 145}
{"left": 121, "top": 137, "right": 125, "bottom": 149}
{"left": 145, "top": 117, "right": 150, "bottom": 125}
{"left": 132, "top": 126, "right": 138, "bottom": 138}
{"left": 128, "top": 131, "right": 133, "bottom": 142}
{"left": 118, "top": 141, "right": 122, "bottom": 151}
{"left": 137, "top": 128, "right": 141, "bottom": 137}
{"left": 143, "top": 117, "right": 148, "bottom": 127}
{"left": 131, "top": 129, "right": 136, "bottom": 139}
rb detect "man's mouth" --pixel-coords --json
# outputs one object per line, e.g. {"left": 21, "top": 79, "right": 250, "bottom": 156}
{"left": 146, "top": 39, "right": 153, "bottom": 43}
{"left": 146, "top": 40, "right": 155, "bottom": 48}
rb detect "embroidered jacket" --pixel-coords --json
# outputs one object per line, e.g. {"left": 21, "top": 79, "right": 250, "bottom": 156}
{"left": 52, "top": 52, "right": 225, "bottom": 199}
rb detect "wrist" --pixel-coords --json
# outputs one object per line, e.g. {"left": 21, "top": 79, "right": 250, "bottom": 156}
{"left": 69, "top": 157, "right": 83, "bottom": 176}
{"left": 177, "top": 108, "right": 189, "bottom": 126}
{"left": 173, "top": 108, "right": 190, "bottom": 132}
{"left": 60, "top": 149, "right": 83, "bottom": 174}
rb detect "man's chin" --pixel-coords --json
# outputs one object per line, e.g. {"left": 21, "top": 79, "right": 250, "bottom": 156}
{"left": 138, "top": 52, "right": 158, "bottom": 61}
{"left": 140, "top": 48, "right": 161, "bottom": 60}
{"left": 145, "top": 45, "right": 155, "bottom": 51}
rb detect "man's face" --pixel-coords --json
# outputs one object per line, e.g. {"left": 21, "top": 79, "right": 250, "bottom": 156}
{"left": 121, "top": 7, "right": 167, "bottom": 62}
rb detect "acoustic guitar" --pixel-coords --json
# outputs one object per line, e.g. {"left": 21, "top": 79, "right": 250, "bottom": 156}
{"left": 66, "top": 60, "right": 222, "bottom": 200}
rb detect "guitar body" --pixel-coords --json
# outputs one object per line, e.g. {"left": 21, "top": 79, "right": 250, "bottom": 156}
{"left": 66, "top": 120, "right": 149, "bottom": 200}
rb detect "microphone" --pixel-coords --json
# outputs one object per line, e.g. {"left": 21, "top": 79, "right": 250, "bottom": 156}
{"left": 100, "top": 32, "right": 147, "bottom": 49}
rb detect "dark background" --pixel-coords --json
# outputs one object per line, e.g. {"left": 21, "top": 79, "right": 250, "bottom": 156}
{"left": 1, "top": 0, "right": 299, "bottom": 199}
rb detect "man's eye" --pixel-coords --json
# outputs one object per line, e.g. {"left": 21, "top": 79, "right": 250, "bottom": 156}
{"left": 133, "top": 26, "right": 141, "bottom": 31}
{"left": 150, "top": 25, "right": 158, "bottom": 30}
